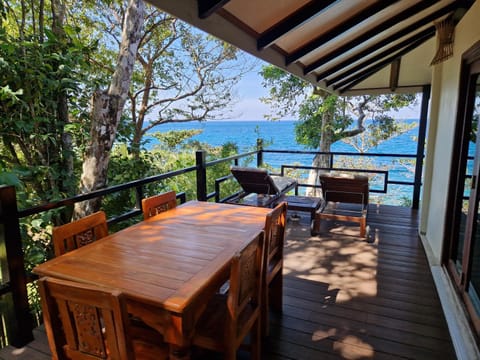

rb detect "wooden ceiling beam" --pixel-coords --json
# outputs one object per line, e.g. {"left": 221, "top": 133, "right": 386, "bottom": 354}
{"left": 285, "top": 0, "right": 401, "bottom": 65}
{"left": 303, "top": 0, "right": 440, "bottom": 75}
{"left": 325, "top": 27, "right": 435, "bottom": 87}
{"left": 198, "top": 0, "right": 230, "bottom": 19}
{"left": 257, "top": 0, "right": 338, "bottom": 51}
{"left": 336, "top": 34, "right": 434, "bottom": 93}
{"left": 315, "top": 1, "right": 458, "bottom": 82}
{"left": 389, "top": 58, "right": 401, "bottom": 91}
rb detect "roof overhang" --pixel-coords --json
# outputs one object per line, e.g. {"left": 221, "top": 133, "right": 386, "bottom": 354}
{"left": 146, "top": 0, "right": 474, "bottom": 95}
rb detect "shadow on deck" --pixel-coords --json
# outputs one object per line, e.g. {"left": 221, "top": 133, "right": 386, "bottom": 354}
{"left": 0, "top": 204, "right": 456, "bottom": 360}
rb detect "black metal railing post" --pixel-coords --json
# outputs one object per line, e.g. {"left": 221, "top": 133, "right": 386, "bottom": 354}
{"left": 413, "top": 85, "right": 430, "bottom": 209}
{"left": 257, "top": 138, "right": 263, "bottom": 167}
{"left": 196, "top": 150, "right": 208, "bottom": 201}
{"left": 135, "top": 185, "right": 144, "bottom": 211}
{"left": 0, "top": 185, "right": 33, "bottom": 347}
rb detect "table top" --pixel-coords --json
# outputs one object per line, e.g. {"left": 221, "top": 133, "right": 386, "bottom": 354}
{"left": 34, "top": 201, "right": 270, "bottom": 314}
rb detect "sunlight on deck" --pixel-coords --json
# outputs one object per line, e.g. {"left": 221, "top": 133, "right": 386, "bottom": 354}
{"left": 284, "top": 221, "right": 379, "bottom": 301}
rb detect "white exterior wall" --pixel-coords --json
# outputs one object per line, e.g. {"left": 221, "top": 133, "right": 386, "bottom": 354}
{"left": 423, "top": 1, "right": 480, "bottom": 263}
{"left": 421, "top": 3, "right": 480, "bottom": 358}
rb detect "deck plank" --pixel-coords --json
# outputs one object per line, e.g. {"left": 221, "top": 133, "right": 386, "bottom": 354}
{"left": 273, "top": 204, "right": 456, "bottom": 359}
{"left": 0, "top": 204, "right": 457, "bottom": 359}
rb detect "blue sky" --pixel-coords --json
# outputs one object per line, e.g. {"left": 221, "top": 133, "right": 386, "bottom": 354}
{"left": 227, "top": 62, "right": 274, "bottom": 121}
{"left": 227, "top": 59, "right": 422, "bottom": 121}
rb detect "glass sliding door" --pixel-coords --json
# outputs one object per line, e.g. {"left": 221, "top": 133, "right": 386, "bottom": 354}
{"left": 464, "top": 71, "right": 480, "bottom": 331}
{"left": 446, "top": 50, "right": 480, "bottom": 335}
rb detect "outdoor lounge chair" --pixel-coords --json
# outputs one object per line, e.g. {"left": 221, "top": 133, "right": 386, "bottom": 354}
{"left": 229, "top": 166, "right": 297, "bottom": 207}
{"left": 312, "top": 173, "right": 369, "bottom": 238}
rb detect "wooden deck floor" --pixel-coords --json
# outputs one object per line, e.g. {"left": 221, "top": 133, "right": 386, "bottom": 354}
{"left": 0, "top": 204, "right": 456, "bottom": 359}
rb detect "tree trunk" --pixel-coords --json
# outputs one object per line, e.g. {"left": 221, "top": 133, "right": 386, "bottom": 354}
{"left": 306, "top": 103, "right": 335, "bottom": 197}
{"left": 51, "top": 0, "right": 75, "bottom": 199}
{"left": 74, "top": 0, "right": 145, "bottom": 218}
{"left": 131, "top": 62, "right": 153, "bottom": 158}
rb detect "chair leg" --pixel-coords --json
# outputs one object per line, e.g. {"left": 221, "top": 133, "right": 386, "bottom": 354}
{"left": 311, "top": 214, "right": 320, "bottom": 236}
{"left": 251, "top": 317, "right": 261, "bottom": 360}
{"left": 360, "top": 218, "right": 366, "bottom": 238}
{"left": 262, "top": 272, "right": 283, "bottom": 337}
{"left": 261, "top": 290, "right": 269, "bottom": 338}
{"left": 269, "top": 272, "right": 283, "bottom": 312}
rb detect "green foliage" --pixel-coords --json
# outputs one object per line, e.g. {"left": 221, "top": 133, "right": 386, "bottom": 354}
{"left": 104, "top": 132, "right": 242, "bottom": 221}
{"left": 295, "top": 95, "right": 354, "bottom": 148}
{"left": 260, "top": 65, "right": 418, "bottom": 151}
{"left": 0, "top": 6, "right": 92, "bottom": 205}
{"left": 260, "top": 65, "right": 309, "bottom": 120}
{"left": 151, "top": 129, "right": 203, "bottom": 151}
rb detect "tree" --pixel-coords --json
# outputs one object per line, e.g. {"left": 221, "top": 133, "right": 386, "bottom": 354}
{"left": 1, "top": 0, "right": 254, "bottom": 217}
{"left": 74, "top": 0, "right": 145, "bottom": 217}
{"left": 0, "top": 0, "right": 86, "bottom": 205}
{"left": 260, "top": 65, "right": 417, "bottom": 193}
{"left": 92, "top": 7, "right": 252, "bottom": 157}
{"left": 75, "top": 1, "right": 253, "bottom": 214}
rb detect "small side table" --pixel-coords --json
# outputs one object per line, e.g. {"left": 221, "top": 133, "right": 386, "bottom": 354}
{"left": 280, "top": 195, "right": 323, "bottom": 224}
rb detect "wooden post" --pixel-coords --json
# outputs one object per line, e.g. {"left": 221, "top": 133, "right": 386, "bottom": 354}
{"left": 0, "top": 185, "right": 33, "bottom": 347}
{"left": 413, "top": 85, "right": 430, "bottom": 209}
{"left": 196, "top": 150, "right": 208, "bottom": 201}
{"left": 257, "top": 138, "right": 263, "bottom": 167}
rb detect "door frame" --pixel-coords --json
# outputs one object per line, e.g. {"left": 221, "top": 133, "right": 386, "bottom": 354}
{"left": 443, "top": 40, "right": 480, "bottom": 335}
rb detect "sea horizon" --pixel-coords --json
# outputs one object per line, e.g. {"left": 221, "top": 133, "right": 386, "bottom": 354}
{"left": 146, "top": 118, "right": 419, "bottom": 153}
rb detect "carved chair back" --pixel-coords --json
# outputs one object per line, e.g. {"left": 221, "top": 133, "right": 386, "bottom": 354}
{"left": 141, "top": 191, "right": 177, "bottom": 220}
{"left": 52, "top": 211, "right": 108, "bottom": 257}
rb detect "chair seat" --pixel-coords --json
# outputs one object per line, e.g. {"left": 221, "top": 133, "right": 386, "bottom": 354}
{"left": 193, "top": 294, "right": 256, "bottom": 352}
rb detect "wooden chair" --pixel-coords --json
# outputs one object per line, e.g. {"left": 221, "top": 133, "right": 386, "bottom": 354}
{"left": 38, "top": 276, "right": 168, "bottom": 360}
{"left": 262, "top": 201, "right": 287, "bottom": 337}
{"left": 52, "top": 211, "right": 108, "bottom": 257}
{"left": 192, "top": 231, "right": 264, "bottom": 360}
{"left": 141, "top": 191, "right": 177, "bottom": 220}
{"left": 312, "top": 173, "right": 369, "bottom": 237}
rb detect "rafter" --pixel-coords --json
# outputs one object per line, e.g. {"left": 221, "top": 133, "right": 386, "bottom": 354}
{"left": 257, "top": 0, "right": 338, "bottom": 51}
{"left": 303, "top": 0, "right": 439, "bottom": 75}
{"left": 198, "top": 0, "right": 230, "bottom": 19}
{"left": 325, "top": 27, "right": 435, "bottom": 87}
{"left": 389, "top": 58, "right": 401, "bottom": 91}
{"left": 336, "top": 34, "right": 434, "bottom": 93}
{"left": 315, "top": 3, "right": 453, "bottom": 83}
{"left": 285, "top": 0, "right": 401, "bottom": 65}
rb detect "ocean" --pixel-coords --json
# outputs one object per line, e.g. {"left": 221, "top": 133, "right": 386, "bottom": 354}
{"left": 147, "top": 119, "right": 420, "bottom": 204}
{"left": 148, "top": 119, "right": 418, "bottom": 152}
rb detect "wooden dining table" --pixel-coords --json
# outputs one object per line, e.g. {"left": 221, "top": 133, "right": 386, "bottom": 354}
{"left": 33, "top": 200, "right": 271, "bottom": 359}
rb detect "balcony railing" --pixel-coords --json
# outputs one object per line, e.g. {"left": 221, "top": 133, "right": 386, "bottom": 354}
{"left": 0, "top": 146, "right": 422, "bottom": 348}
